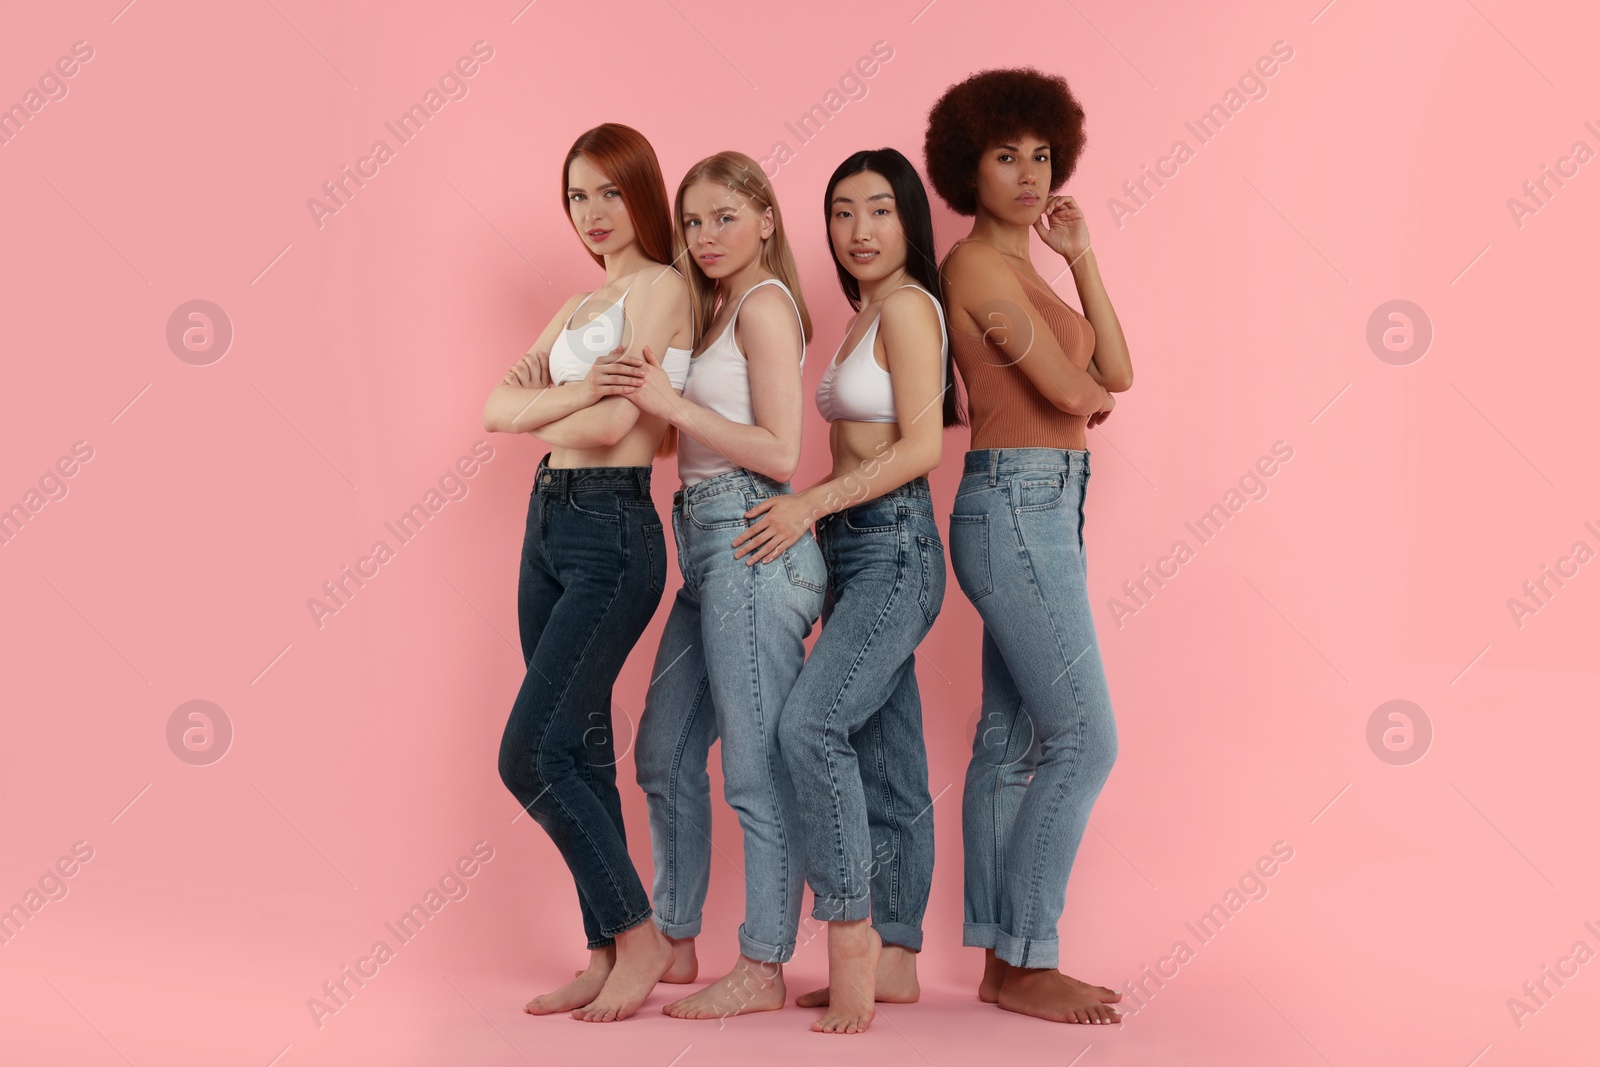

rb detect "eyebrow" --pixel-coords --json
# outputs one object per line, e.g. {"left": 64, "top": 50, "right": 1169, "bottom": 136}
{"left": 683, "top": 204, "right": 740, "bottom": 218}
{"left": 831, "top": 191, "right": 896, "bottom": 205}
{"left": 567, "top": 181, "right": 618, "bottom": 193}
{"left": 994, "top": 143, "right": 1050, "bottom": 152}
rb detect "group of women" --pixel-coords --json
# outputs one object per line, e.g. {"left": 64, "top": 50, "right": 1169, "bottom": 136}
{"left": 482, "top": 67, "right": 1133, "bottom": 1033}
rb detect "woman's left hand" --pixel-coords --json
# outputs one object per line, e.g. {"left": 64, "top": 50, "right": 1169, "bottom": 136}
{"left": 732, "top": 491, "right": 820, "bottom": 565}
{"left": 1034, "top": 194, "right": 1091, "bottom": 263}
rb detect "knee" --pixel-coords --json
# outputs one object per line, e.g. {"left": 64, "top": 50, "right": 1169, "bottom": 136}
{"left": 497, "top": 719, "right": 562, "bottom": 809}
{"left": 633, "top": 717, "right": 670, "bottom": 794}
{"left": 776, "top": 707, "right": 809, "bottom": 765}
{"left": 498, "top": 738, "right": 545, "bottom": 805}
{"left": 1084, "top": 719, "right": 1118, "bottom": 785}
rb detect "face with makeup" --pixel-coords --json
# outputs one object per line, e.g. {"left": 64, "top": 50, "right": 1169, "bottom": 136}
{"left": 828, "top": 169, "right": 908, "bottom": 285}
{"left": 974, "top": 133, "right": 1052, "bottom": 226}
{"left": 680, "top": 180, "right": 774, "bottom": 281}
{"left": 567, "top": 153, "right": 636, "bottom": 256}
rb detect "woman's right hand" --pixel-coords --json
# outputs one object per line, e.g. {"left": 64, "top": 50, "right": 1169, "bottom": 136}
{"left": 504, "top": 347, "right": 549, "bottom": 388}
{"left": 1087, "top": 389, "right": 1115, "bottom": 429}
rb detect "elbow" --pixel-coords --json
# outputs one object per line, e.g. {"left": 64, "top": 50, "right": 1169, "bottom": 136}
{"left": 764, "top": 447, "right": 802, "bottom": 484}
{"left": 1106, "top": 368, "right": 1133, "bottom": 392}
{"left": 594, "top": 412, "right": 634, "bottom": 447}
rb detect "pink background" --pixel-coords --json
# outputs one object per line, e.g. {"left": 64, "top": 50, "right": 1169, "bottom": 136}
{"left": 3, "top": 1, "right": 1596, "bottom": 1064}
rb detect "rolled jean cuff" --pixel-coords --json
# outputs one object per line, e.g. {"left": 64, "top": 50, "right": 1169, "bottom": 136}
{"left": 994, "top": 929, "right": 1060, "bottom": 970}
{"left": 963, "top": 920, "right": 999, "bottom": 949}
{"left": 809, "top": 889, "right": 872, "bottom": 924}
{"left": 875, "top": 920, "right": 923, "bottom": 952}
{"left": 599, "top": 909, "right": 655, "bottom": 944}
{"left": 653, "top": 913, "right": 702, "bottom": 940}
{"left": 737, "top": 924, "right": 795, "bottom": 965}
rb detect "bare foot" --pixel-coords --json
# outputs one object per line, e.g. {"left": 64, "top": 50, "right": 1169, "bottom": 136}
{"left": 978, "top": 950, "right": 1119, "bottom": 1005}
{"left": 997, "top": 965, "right": 1123, "bottom": 1024}
{"left": 526, "top": 947, "right": 613, "bottom": 1014}
{"left": 662, "top": 935, "right": 698, "bottom": 984}
{"left": 797, "top": 941, "right": 920, "bottom": 1006}
{"left": 812, "top": 920, "right": 881, "bottom": 1034}
{"left": 571, "top": 922, "right": 675, "bottom": 1023}
{"left": 662, "top": 954, "right": 786, "bottom": 1020}
{"left": 977, "top": 949, "right": 1007, "bottom": 1003}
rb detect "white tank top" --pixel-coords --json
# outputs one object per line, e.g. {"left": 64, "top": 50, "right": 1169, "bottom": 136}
{"left": 814, "top": 283, "right": 947, "bottom": 424}
{"left": 677, "top": 277, "right": 805, "bottom": 485}
{"left": 548, "top": 274, "right": 691, "bottom": 390}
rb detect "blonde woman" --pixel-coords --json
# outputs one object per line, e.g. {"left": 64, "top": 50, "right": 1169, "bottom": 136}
{"left": 601, "top": 151, "right": 826, "bottom": 1019}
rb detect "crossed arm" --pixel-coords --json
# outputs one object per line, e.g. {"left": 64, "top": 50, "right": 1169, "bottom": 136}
{"left": 481, "top": 269, "right": 689, "bottom": 447}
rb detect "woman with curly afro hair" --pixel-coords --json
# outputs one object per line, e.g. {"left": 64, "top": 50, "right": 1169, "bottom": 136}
{"left": 925, "top": 67, "right": 1134, "bottom": 1025}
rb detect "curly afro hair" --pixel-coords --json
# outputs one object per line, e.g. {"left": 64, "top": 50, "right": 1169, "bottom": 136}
{"left": 923, "top": 67, "right": 1087, "bottom": 217}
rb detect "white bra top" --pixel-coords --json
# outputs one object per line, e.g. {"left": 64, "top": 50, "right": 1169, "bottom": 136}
{"left": 815, "top": 283, "right": 948, "bottom": 424}
{"left": 547, "top": 272, "right": 692, "bottom": 390}
{"left": 677, "top": 277, "right": 806, "bottom": 486}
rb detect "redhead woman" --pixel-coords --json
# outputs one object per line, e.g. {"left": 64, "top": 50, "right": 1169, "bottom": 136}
{"left": 732, "top": 147, "right": 954, "bottom": 1034}
{"left": 601, "top": 151, "right": 828, "bottom": 1021}
{"left": 925, "top": 68, "right": 1134, "bottom": 1024}
{"left": 482, "top": 122, "right": 694, "bottom": 1023}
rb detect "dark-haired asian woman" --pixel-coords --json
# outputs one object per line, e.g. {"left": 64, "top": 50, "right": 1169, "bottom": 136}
{"left": 734, "top": 148, "right": 954, "bottom": 1034}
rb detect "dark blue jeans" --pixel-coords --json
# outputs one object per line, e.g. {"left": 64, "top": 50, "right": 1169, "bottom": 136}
{"left": 497, "top": 455, "right": 667, "bottom": 949}
{"left": 778, "top": 476, "right": 943, "bottom": 951}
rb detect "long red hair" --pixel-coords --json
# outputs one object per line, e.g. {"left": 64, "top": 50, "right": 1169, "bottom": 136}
{"left": 562, "top": 123, "right": 688, "bottom": 458}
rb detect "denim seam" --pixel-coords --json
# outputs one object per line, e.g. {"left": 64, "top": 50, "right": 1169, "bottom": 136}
{"left": 660, "top": 667, "right": 712, "bottom": 928}
{"left": 735, "top": 547, "right": 794, "bottom": 951}
{"left": 1008, "top": 496, "right": 1095, "bottom": 950}
{"left": 815, "top": 558, "right": 908, "bottom": 902}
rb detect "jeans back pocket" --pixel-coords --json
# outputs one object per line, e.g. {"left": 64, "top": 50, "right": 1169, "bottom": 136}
{"left": 948, "top": 514, "right": 992, "bottom": 602}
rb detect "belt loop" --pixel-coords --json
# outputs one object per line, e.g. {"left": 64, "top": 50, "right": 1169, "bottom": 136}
{"left": 634, "top": 468, "right": 648, "bottom": 498}
{"left": 987, "top": 449, "right": 999, "bottom": 486}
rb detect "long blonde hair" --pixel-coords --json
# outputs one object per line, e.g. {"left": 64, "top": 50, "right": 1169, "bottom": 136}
{"left": 674, "top": 152, "right": 812, "bottom": 348}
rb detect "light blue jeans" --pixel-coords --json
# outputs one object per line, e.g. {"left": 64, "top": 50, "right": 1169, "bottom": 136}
{"left": 949, "top": 448, "right": 1118, "bottom": 970}
{"left": 635, "top": 468, "right": 826, "bottom": 963}
{"left": 778, "top": 476, "right": 943, "bottom": 951}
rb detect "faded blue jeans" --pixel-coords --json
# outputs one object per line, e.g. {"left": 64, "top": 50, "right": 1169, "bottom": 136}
{"left": 949, "top": 448, "right": 1118, "bottom": 970}
{"left": 779, "top": 476, "right": 943, "bottom": 951}
{"left": 635, "top": 468, "right": 826, "bottom": 964}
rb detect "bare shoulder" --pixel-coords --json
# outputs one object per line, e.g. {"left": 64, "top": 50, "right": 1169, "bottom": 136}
{"left": 883, "top": 283, "right": 941, "bottom": 321}
{"left": 735, "top": 281, "right": 803, "bottom": 361}
{"left": 739, "top": 280, "right": 798, "bottom": 326}
{"left": 940, "top": 237, "right": 1008, "bottom": 282}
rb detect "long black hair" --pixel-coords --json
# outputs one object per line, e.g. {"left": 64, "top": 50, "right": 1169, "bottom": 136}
{"left": 822, "top": 148, "right": 961, "bottom": 428}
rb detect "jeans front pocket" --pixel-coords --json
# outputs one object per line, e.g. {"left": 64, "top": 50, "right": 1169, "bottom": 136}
{"left": 782, "top": 530, "right": 827, "bottom": 594}
{"left": 1015, "top": 471, "right": 1067, "bottom": 512}
{"left": 948, "top": 514, "right": 992, "bottom": 602}
{"left": 685, "top": 487, "right": 751, "bottom": 531}
{"left": 565, "top": 490, "right": 623, "bottom": 524}
{"left": 916, "top": 533, "right": 947, "bottom": 625}
{"left": 641, "top": 520, "right": 666, "bottom": 596}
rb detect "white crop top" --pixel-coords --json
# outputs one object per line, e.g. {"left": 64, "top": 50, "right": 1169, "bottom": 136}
{"left": 677, "top": 277, "right": 806, "bottom": 486}
{"left": 814, "top": 284, "right": 947, "bottom": 424}
{"left": 547, "top": 274, "right": 692, "bottom": 390}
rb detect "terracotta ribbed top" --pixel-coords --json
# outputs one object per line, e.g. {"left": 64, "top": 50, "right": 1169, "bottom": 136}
{"left": 941, "top": 238, "right": 1097, "bottom": 451}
